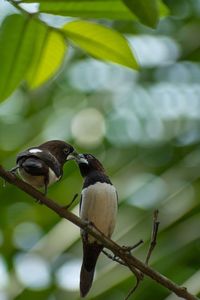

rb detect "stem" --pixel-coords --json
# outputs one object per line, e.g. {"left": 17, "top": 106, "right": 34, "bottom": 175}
{"left": 6, "top": 0, "right": 69, "bottom": 42}
{"left": 145, "top": 209, "right": 160, "bottom": 265}
{"left": 7, "top": 0, "right": 32, "bottom": 15}
{"left": 0, "top": 165, "right": 198, "bottom": 300}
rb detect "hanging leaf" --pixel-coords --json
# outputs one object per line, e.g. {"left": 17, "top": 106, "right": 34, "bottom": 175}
{"left": 38, "top": 0, "right": 135, "bottom": 19}
{"left": 159, "top": 0, "right": 169, "bottom": 17}
{"left": 26, "top": 23, "right": 67, "bottom": 89}
{"left": 0, "top": 14, "right": 37, "bottom": 102}
{"left": 122, "top": 0, "right": 159, "bottom": 28}
{"left": 63, "top": 20, "right": 138, "bottom": 70}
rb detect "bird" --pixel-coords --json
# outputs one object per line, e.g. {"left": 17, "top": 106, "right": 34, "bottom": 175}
{"left": 68, "top": 153, "right": 118, "bottom": 297}
{"left": 11, "top": 140, "right": 76, "bottom": 194}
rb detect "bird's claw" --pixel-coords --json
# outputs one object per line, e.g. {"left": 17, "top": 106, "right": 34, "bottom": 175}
{"left": 122, "top": 240, "right": 144, "bottom": 253}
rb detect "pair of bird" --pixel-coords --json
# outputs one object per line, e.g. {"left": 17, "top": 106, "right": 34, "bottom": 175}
{"left": 12, "top": 140, "right": 118, "bottom": 297}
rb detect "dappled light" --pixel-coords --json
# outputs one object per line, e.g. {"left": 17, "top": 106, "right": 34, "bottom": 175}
{"left": 0, "top": 0, "right": 200, "bottom": 299}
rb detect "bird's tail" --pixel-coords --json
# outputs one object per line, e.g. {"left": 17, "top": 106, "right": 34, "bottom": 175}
{"left": 80, "top": 241, "right": 103, "bottom": 297}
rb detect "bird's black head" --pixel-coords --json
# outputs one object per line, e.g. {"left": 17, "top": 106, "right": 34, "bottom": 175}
{"left": 75, "top": 153, "right": 105, "bottom": 177}
{"left": 39, "top": 140, "right": 75, "bottom": 165}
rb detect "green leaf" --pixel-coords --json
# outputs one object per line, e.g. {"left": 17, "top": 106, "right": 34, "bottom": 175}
{"left": 63, "top": 20, "right": 138, "bottom": 69}
{"left": 26, "top": 23, "right": 67, "bottom": 89}
{"left": 183, "top": 47, "right": 200, "bottom": 62}
{"left": 159, "top": 0, "right": 170, "bottom": 17}
{"left": 122, "top": 0, "right": 159, "bottom": 28}
{"left": 0, "top": 14, "right": 36, "bottom": 102}
{"left": 39, "top": 1, "right": 135, "bottom": 20}
{"left": 23, "top": 0, "right": 168, "bottom": 22}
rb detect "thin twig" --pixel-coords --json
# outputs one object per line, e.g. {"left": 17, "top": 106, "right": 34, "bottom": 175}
{"left": 0, "top": 166, "right": 198, "bottom": 300}
{"left": 87, "top": 223, "right": 142, "bottom": 279}
{"left": 122, "top": 240, "right": 144, "bottom": 252}
{"left": 124, "top": 210, "right": 160, "bottom": 300}
{"left": 91, "top": 225, "right": 143, "bottom": 279}
{"left": 63, "top": 193, "right": 79, "bottom": 209}
{"left": 145, "top": 209, "right": 160, "bottom": 265}
{"left": 102, "top": 240, "right": 143, "bottom": 266}
{"left": 124, "top": 276, "right": 141, "bottom": 300}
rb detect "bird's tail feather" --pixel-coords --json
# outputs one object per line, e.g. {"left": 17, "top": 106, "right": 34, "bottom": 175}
{"left": 80, "top": 242, "right": 103, "bottom": 297}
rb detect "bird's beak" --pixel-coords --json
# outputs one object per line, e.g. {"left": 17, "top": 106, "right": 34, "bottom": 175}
{"left": 67, "top": 151, "right": 88, "bottom": 164}
{"left": 76, "top": 154, "right": 88, "bottom": 164}
{"left": 67, "top": 150, "right": 79, "bottom": 161}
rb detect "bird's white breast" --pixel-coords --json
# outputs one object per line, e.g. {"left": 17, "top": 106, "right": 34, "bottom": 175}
{"left": 18, "top": 167, "right": 59, "bottom": 188}
{"left": 80, "top": 182, "right": 118, "bottom": 242}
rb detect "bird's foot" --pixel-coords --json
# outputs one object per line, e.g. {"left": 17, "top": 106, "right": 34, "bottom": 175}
{"left": 10, "top": 165, "right": 19, "bottom": 175}
{"left": 35, "top": 198, "right": 43, "bottom": 205}
{"left": 3, "top": 165, "right": 19, "bottom": 188}
{"left": 122, "top": 239, "right": 144, "bottom": 253}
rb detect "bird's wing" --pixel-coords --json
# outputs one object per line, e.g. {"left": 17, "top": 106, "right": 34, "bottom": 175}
{"left": 21, "top": 158, "right": 46, "bottom": 175}
{"left": 17, "top": 149, "right": 61, "bottom": 177}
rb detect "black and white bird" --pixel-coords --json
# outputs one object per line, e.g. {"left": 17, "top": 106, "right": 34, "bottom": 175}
{"left": 69, "top": 153, "right": 118, "bottom": 297}
{"left": 12, "top": 140, "right": 76, "bottom": 194}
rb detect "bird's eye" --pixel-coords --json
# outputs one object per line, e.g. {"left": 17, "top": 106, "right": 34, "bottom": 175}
{"left": 63, "top": 149, "right": 69, "bottom": 155}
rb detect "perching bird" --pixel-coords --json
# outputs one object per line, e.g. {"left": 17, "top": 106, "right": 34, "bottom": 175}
{"left": 69, "top": 153, "right": 118, "bottom": 297}
{"left": 11, "top": 140, "right": 76, "bottom": 194}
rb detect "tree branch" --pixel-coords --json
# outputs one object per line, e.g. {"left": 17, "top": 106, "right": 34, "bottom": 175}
{"left": 0, "top": 165, "right": 198, "bottom": 300}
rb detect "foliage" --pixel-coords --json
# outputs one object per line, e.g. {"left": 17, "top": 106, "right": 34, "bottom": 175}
{"left": 0, "top": 0, "right": 200, "bottom": 300}
{"left": 0, "top": 0, "right": 170, "bottom": 102}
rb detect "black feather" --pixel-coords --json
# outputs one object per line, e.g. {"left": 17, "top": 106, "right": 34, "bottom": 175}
{"left": 21, "top": 158, "right": 46, "bottom": 175}
{"left": 80, "top": 241, "right": 103, "bottom": 297}
{"left": 83, "top": 170, "right": 112, "bottom": 188}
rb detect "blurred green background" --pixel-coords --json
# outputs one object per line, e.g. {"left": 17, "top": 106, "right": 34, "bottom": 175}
{"left": 0, "top": 0, "right": 200, "bottom": 299}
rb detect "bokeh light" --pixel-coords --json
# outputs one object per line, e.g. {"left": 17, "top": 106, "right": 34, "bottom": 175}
{"left": 14, "top": 253, "right": 51, "bottom": 290}
{"left": 71, "top": 108, "right": 106, "bottom": 147}
{"left": 0, "top": 256, "right": 8, "bottom": 290}
{"left": 12, "top": 222, "right": 44, "bottom": 250}
{"left": 129, "top": 35, "right": 180, "bottom": 67}
{"left": 127, "top": 173, "right": 168, "bottom": 209}
{"left": 55, "top": 259, "right": 82, "bottom": 291}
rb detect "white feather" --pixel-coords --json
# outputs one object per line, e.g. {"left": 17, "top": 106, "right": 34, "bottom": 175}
{"left": 29, "top": 148, "right": 42, "bottom": 154}
{"left": 81, "top": 182, "right": 118, "bottom": 242}
{"left": 48, "top": 168, "right": 60, "bottom": 185}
